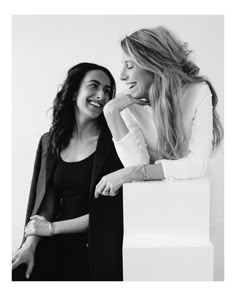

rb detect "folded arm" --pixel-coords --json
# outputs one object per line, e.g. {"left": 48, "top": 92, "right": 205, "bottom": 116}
{"left": 25, "top": 214, "right": 89, "bottom": 237}
{"left": 104, "top": 95, "right": 150, "bottom": 167}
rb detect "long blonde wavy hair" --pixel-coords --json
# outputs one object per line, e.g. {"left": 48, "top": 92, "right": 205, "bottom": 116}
{"left": 121, "top": 26, "right": 223, "bottom": 160}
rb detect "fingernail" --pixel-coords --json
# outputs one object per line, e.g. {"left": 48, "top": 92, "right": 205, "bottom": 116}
{"left": 26, "top": 274, "right": 29, "bottom": 279}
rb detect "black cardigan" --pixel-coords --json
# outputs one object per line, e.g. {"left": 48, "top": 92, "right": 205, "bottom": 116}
{"left": 23, "top": 125, "right": 124, "bottom": 281}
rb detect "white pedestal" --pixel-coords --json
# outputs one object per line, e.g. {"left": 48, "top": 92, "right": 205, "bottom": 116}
{"left": 123, "top": 178, "right": 214, "bottom": 281}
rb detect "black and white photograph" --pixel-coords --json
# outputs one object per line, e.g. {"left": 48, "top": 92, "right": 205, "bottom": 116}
{"left": 11, "top": 15, "right": 224, "bottom": 283}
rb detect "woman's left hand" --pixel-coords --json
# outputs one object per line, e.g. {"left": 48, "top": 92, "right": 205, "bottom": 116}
{"left": 95, "top": 167, "right": 133, "bottom": 198}
{"left": 24, "top": 215, "right": 53, "bottom": 237}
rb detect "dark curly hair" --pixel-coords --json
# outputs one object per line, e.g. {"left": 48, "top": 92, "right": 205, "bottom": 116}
{"left": 48, "top": 62, "right": 116, "bottom": 157}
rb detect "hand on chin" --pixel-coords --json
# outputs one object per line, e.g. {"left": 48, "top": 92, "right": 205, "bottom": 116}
{"left": 130, "top": 92, "right": 150, "bottom": 104}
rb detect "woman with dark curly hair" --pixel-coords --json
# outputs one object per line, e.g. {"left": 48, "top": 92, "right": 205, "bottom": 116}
{"left": 12, "top": 62, "right": 124, "bottom": 281}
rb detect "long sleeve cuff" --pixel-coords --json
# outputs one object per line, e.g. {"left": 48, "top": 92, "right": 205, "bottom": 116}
{"left": 155, "top": 154, "right": 208, "bottom": 180}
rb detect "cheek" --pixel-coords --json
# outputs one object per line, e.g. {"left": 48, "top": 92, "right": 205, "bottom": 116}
{"left": 104, "top": 97, "right": 110, "bottom": 106}
{"left": 143, "top": 74, "right": 153, "bottom": 87}
{"left": 76, "top": 90, "right": 88, "bottom": 104}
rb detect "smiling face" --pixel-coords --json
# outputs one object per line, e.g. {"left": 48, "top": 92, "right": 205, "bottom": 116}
{"left": 120, "top": 52, "right": 153, "bottom": 99}
{"left": 75, "top": 70, "right": 111, "bottom": 121}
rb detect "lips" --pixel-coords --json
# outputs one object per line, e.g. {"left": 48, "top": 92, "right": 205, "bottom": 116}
{"left": 88, "top": 99, "right": 103, "bottom": 108}
{"left": 128, "top": 82, "right": 136, "bottom": 89}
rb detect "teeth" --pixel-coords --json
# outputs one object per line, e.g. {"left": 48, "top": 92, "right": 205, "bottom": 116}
{"left": 90, "top": 101, "right": 102, "bottom": 108}
{"left": 129, "top": 82, "right": 136, "bottom": 89}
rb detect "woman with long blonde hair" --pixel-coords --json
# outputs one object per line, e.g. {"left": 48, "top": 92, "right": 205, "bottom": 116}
{"left": 95, "top": 26, "right": 223, "bottom": 197}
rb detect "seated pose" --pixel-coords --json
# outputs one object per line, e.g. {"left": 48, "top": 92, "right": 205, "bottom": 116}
{"left": 12, "top": 63, "right": 123, "bottom": 281}
{"left": 95, "top": 26, "right": 223, "bottom": 197}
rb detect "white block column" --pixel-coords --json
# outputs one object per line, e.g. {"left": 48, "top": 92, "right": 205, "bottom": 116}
{"left": 123, "top": 178, "right": 214, "bottom": 281}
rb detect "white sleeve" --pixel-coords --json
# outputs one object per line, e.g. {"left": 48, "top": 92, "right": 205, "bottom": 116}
{"left": 155, "top": 86, "right": 213, "bottom": 180}
{"left": 113, "top": 109, "right": 150, "bottom": 167}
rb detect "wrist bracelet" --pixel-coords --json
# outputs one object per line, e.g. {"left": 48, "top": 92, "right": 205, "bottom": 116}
{"left": 141, "top": 165, "right": 152, "bottom": 181}
{"left": 48, "top": 222, "right": 54, "bottom": 236}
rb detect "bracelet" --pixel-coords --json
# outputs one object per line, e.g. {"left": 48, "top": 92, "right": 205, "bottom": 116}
{"left": 141, "top": 165, "right": 152, "bottom": 181}
{"left": 48, "top": 222, "right": 54, "bottom": 236}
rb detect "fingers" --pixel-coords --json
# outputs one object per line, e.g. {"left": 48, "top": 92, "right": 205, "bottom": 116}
{"left": 29, "top": 215, "right": 38, "bottom": 220}
{"left": 12, "top": 254, "right": 22, "bottom": 270}
{"left": 95, "top": 181, "right": 106, "bottom": 199}
{"left": 24, "top": 230, "right": 31, "bottom": 238}
{"left": 109, "top": 189, "right": 119, "bottom": 196}
{"left": 24, "top": 224, "right": 35, "bottom": 237}
{"left": 30, "top": 215, "right": 44, "bottom": 220}
{"left": 26, "top": 259, "right": 34, "bottom": 279}
{"left": 102, "top": 188, "right": 110, "bottom": 196}
{"left": 12, "top": 254, "right": 17, "bottom": 265}
{"left": 136, "top": 98, "right": 150, "bottom": 105}
{"left": 12, "top": 258, "right": 20, "bottom": 270}
{"left": 95, "top": 179, "right": 119, "bottom": 198}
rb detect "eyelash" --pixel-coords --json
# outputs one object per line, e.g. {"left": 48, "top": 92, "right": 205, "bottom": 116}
{"left": 89, "top": 84, "right": 110, "bottom": 95}
{"left": 126, "top": 65, "right": 133, "bottom": 69}
{"left": 89, "top": 83, "right": 97, "bottom": 88}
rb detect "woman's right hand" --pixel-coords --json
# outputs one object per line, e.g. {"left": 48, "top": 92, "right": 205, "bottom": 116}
{"left": 104, "top": 89, "right": 149, "bottom": 114}
{"left": 12, "top": 245, "right": 35, "bottom": 279}
{"left": 103, "top": 89, "right": 150, "bottom": 142}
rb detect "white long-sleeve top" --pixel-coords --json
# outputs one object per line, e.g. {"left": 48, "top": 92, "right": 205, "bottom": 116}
{"left": 113, "top": 82, "right": 213, "bottom": 180}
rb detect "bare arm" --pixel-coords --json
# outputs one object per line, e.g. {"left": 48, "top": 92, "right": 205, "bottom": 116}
{"left": 95, "top": 163, "right": 164, "bottom": 198}
{"left": 51, "top": 214, "right": 89, "bottom": 235}
{"left": 104, "top": 93, "right": 151, "bottom": 167}
{"left": 25, "top": 212, "right": 89, "bottom": 237}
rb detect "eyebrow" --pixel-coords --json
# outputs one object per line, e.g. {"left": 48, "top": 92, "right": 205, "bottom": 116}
{"left": 87, "top": 79, "right": 111, "bottom": 89}
{"left": 123, "top": 60, "right": 134, "bottom": 63}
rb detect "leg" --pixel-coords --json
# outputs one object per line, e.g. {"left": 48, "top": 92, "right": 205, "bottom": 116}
{"left": 59, "top": 245, "right": 89, "bottom": 281}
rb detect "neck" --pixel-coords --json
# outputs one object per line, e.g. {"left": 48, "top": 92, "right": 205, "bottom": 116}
{"left": 73, "top": 115, "right": 99, "bottom": 140}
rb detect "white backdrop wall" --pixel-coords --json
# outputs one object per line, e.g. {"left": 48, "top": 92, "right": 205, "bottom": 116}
{"left": 12, "top": 15, "right": 224, "bottom": 280}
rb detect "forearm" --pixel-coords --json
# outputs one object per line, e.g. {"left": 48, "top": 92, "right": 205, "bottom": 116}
{"left": 22, "top": 235, "right": 41, "bottom": 251}
{"left": 104, "top": 108, "right": 129, "bottom": 141}
{"left": 51, "top": 214, "right": 89, "bottom": 235}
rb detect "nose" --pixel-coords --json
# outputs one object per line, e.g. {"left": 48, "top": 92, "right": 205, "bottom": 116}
{"left": 120, "top": 67, "right": 128, "bottom": 81}
{"left": 96, "top": 89, "right": 105, "bottom": 100}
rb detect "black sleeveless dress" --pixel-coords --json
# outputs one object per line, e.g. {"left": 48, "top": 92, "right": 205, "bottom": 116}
{"left": 13, "top": 152, "right": 95, "bottom": 281}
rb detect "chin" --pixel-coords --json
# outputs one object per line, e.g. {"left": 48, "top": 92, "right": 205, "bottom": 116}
{"left": 130, "top": 91, "right": 140, "bottom": 99}
{"left": 131, "top": 93, "right": 146, "bottom": 100}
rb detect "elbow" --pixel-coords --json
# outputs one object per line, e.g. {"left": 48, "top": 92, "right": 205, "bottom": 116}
{"left": 189, "top": 156, "right": 208, "bottom": 179}
{"left": 198, "top": 160, "right": 208, "bottom": 178}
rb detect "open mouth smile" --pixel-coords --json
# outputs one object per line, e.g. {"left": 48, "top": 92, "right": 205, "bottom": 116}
{"left": 88, "top": 100, "right": 103, "bottom": 108}
{"left": 128, "top": 82, "right": 137, "bottom": 89}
